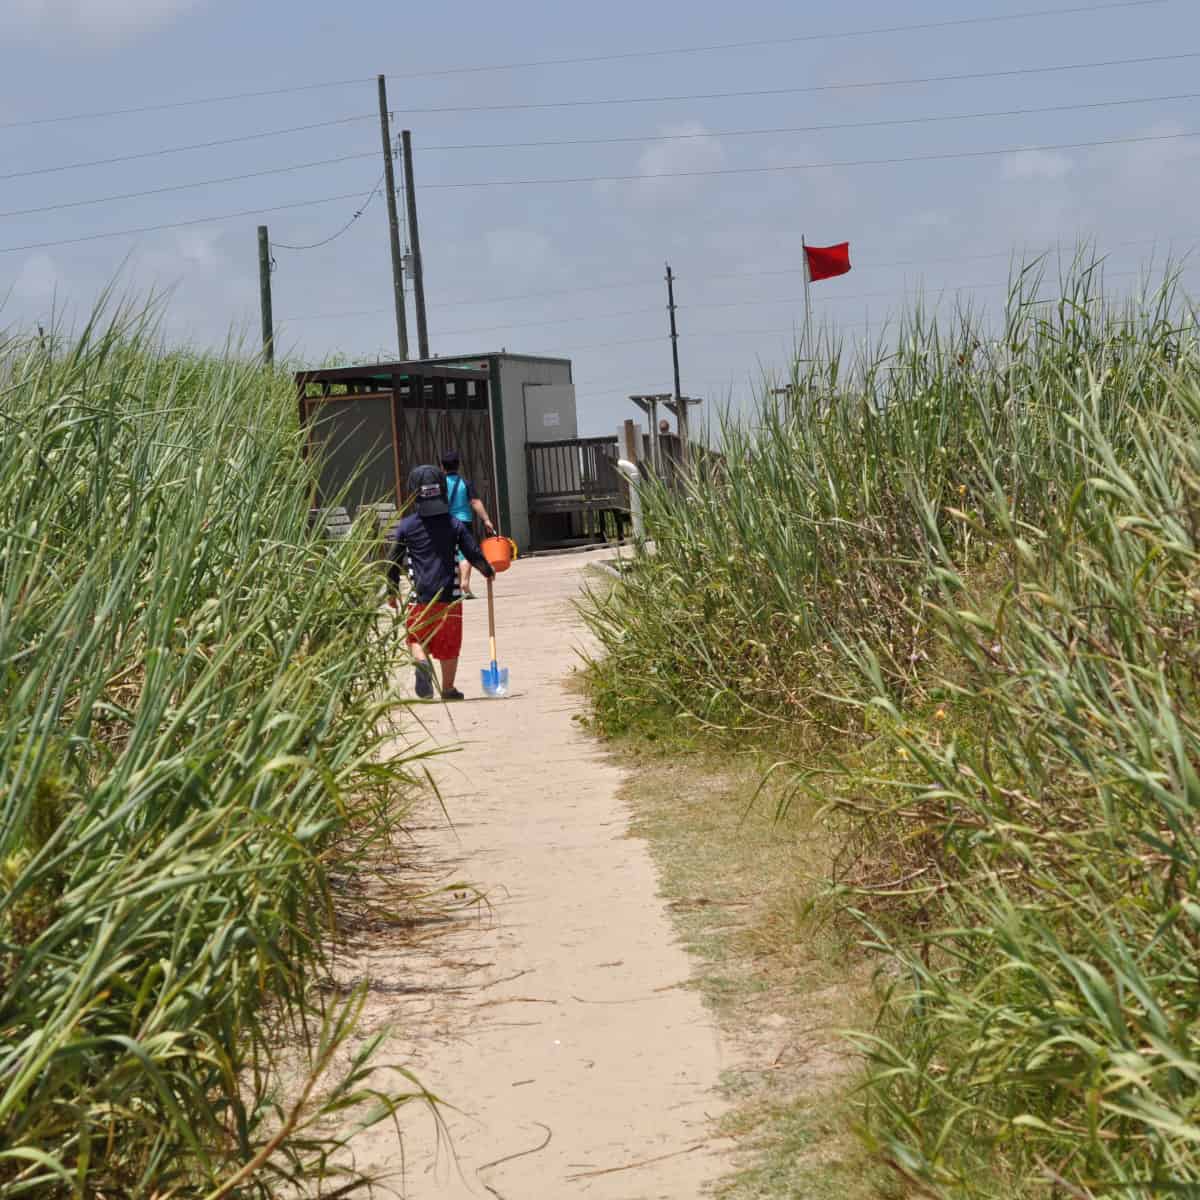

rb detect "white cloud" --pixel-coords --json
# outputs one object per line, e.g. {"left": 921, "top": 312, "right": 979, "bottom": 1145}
{"left": 912, "top": 208, "right": 955, "bottom": 230}
{"left": 981, "top": 123, "right": 1200, "bottom": 251}
{"left": 484, "top": 228, "right": 554, "bottom": 278}
{"left": 598, "top": 122, "right": 727, "bottom": 209}
{"left": 762, "top": 138, "right": 854, "bottom": 216}
{"left": 132, "top": 228, "right": 227, "bottom": 281}
{"left": 1001, "top": 149, "right": 1073, "bottom": 182}
{"left": 637, "top": 122, "right": 725, "bottom": 179}
{"left": 1097, "top": 122, "right": 1200, "bottom": 204}
{"left": 11, "top": 253, "right": 62, "bottom": 302}
{"left": 173, "top": 229, "right": 223, "bottom": 268}
{"left": 115, "top": 228, "right": 259, "bottom": 345}
{"left": 0, "top": 0, "right": 203, "bottom": 46}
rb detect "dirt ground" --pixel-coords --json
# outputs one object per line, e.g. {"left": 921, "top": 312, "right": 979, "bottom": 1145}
{"left": 338, "top": 548, "right": 734, "bottom": 1198}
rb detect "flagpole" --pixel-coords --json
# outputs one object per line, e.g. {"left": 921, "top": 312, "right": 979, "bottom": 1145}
{"left": 801, "top": 234, "right": 813, "bottom": 364}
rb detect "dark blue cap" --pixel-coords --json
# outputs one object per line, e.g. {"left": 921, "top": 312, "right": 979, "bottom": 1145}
{"left": 408, "top": 465, "right": 448, "bottom": 516}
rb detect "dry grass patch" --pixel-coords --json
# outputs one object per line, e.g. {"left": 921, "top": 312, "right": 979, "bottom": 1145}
{"left": 618, "top": 749, "right": 901, "bottom": 1200}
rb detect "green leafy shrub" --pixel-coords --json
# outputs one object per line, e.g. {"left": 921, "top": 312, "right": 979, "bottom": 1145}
{"left": 0, "top": 308, "right": 421, "bottom": 1197}
{"left": 584, "top": 256, "right": 1200, "bottom": 1196}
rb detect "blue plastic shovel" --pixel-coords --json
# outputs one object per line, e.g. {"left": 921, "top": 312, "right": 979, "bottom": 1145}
{"left": 481, "top": 575, "right": 509, "bottom": 697}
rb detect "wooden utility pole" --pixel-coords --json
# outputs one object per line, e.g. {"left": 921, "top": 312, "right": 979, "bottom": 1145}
{"left": 401, "top": 130, "right": 430, "bottom": 359}
{"left": 665, "top": 263, "right": 687, "bottom": 462}
{"left": 377, "top": 74, "right": 409, "bottom": 359}
{"left": 257, "top": 225, "right": 274, "bottom": 364}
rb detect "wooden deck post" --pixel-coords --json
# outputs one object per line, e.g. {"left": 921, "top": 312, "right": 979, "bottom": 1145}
{"left": 621, "top": 419, "right": 642, "bottom": 467}
{"left": 621, "top": 419, "right": 644, "bottom": 541}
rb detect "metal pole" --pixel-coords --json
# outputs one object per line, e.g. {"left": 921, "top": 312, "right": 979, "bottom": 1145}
{"left": 801, "top": 234, "right": 813, "bottom": 363}
{"left": 401, "top": 130, "right": 430, "bottom": 359}
{"left": 377, "top": 75, "right": 409, "bottom": 359}
{"left": 666, "top": 263, "right": 687, "bottom": 463}
{"left": 257, "top": 225, "right": 274, "bottom": 364}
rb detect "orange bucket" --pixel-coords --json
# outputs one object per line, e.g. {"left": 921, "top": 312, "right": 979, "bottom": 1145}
{"left": 482, "top": 535, "right": 517, "bottom": 573}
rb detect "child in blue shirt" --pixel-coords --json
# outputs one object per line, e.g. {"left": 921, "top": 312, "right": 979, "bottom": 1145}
{"left": 441, "top": 449, "right": 496, "bottom": 599}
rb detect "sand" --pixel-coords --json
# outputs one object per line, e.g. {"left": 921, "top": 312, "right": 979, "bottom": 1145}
{"left": 343, "top": 547, "right": 730, "bottom": 1198}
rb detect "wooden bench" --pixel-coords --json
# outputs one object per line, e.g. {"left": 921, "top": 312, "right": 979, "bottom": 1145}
{"left": 311, "top": 506, "right": 352, "bottom": 540}
{"left": 357, "top": 502, "right": 398, "bottom": 533}
{"left": 310, "top": 503, "right": 399, "bottom": 540}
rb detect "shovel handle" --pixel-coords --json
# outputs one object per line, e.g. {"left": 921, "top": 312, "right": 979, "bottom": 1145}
{"left": 482, "top": 573, "right": 496, "bottom": 667}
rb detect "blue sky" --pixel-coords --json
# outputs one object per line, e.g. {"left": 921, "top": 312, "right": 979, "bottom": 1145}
{"left": 2, "top": 0, "right": 1199, "bottom": 434}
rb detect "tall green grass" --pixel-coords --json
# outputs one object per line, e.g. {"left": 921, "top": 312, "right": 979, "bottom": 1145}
{"left": 1, "top": 308, "right": 421, "bottom": 1196}
{"left": 585, "top": 257, "right": 1200, "bottom": 1196}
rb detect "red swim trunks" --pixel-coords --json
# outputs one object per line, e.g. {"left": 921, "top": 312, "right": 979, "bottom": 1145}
{"left": 405, "top": 600, "right": 463, "bottom": 661}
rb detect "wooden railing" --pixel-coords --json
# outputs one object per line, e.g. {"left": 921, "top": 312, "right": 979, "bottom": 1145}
{"left": 526, "top": 436, "right": 626, "bottom": 511}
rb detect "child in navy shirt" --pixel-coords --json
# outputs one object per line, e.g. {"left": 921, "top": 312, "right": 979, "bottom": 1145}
{"left": 387, "top": 465, "right": 494, "bottom": 699}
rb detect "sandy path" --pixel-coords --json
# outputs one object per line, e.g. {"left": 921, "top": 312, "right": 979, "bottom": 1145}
{"left": 347, "top": 547, "right": 729, "bottom": 1198}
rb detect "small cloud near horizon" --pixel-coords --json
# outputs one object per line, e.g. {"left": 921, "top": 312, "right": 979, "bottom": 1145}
{"left": 1001, "top": 148, "right": 1073, "bottom": 182}
{"left": 0, "top": 0, "right": 205, "bottom": 48}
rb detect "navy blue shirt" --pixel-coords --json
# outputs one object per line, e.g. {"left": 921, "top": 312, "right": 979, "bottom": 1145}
{"left": 387, "top": 513, "right": 493, "bottom": 604}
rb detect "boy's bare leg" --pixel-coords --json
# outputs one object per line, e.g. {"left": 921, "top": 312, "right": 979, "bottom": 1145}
{"left": 459, "top": 558, "right": 473, "bottom": 594}
{"left": 440, "top": 658, "right": 459, "bottom": 691}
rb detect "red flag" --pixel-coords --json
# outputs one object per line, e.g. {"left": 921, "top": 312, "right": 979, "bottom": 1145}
{"left": 804, "top": 241, "right": 851, "bottom": 283}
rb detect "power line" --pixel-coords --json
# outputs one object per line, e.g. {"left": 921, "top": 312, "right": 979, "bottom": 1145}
{"left": 427, "top": 306, "right": 666, "bottom": 339}
{"left": 279, "top": 306, "right": 396, "bottom": 324}
{"left": 26, "top": 113, "right": 1161, "bottom": 262}
{"left": 680, "top": 266, "right": 1174, "bottom": 314}
{"left": 550, "top": 271, "right": 1197, "bottom": 360}
{"left": 0, "top": 78, "right": 372, "bottom": 132}
{"left": 501, "top": 321, "right": 950, "bottom": 358}
{"left": 389, "top": 51, "right": 1200, "bottom": 116}
{"left": 271, "top": 173, "right": 386, "bottom": 251}
{"left": 442, "top": 272, "right": 1198, "bottom": 363}
{"left": 0, "top": 113, "right": 377, "bottom": 182}
{"left": 573, "top": 372, "right": 778, "bottom": 397}
{"left": 8, "top": 88, "right": 1197, "bottom": 218}
{"left": 12, "top": 89, "right": 1197, "bottom": 184}
{"left": 386, "top": 1, "right": 1168, "bottom": 80}
{"left": 0, "top": 189, "right": 378, "bottom": 255}
{"left": 278, "top": 236, "right": 1184, "bottom": 322}
{"left": 409, "top": 129, "right": 1200, "bottom": 190}
{"left": 731, "top": 237, "right": 1190, "bottom": 280}
{"left": 416, "top": 268, "right": 1176, "bottom": 340}
{"left": 536, "top": 334, "right": 667, "bottom": 352}
{"left": 529, "top": 319, "right": 940, "bottom": 358}
{"left": 277, "top": 279, "right": 651, "bottom": 322}
{"left": 0, "top": 1, "right": 1163, "bottom": 131}
{"left": 574, "top": 386, "right": 731, "bottom": 405}
{"left": 419, "top": 91, "right": 1200, "bottom": 152}
{"left": 0, "top": 151, "right": 377, "bottom": 220}
{"left": 426, "top": 288, "right": 990, "bottom": 340}
{"left": 528, "top": 325, "right": 878, "bottom": 356}
{"left": 430, "top": 302, "right": 869, "bottom": 341}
